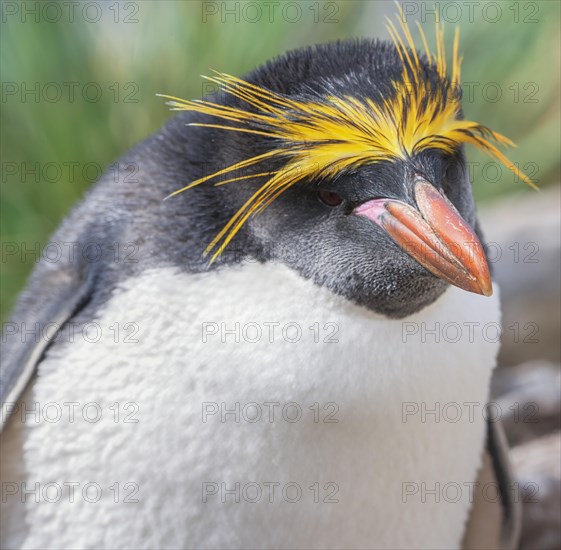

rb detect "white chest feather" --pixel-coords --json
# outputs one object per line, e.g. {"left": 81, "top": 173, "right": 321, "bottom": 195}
{"left": 2, "top": 263, "right": 501, "bottom": 549}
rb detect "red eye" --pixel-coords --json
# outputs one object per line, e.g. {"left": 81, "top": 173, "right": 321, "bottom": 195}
{"left": 318, "top": 189, "right": 343, "bottom": 207}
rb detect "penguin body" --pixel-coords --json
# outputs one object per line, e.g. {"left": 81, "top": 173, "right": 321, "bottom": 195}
{"left": 1, "top": 37, "right": 521, "bottom": 549}
{"left": 3, "top": 263, "right": 500, "bottom": 549}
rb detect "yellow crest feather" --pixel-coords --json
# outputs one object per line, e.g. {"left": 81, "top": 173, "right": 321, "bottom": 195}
{"left": 159, "top": 9, "right": 536, "bottom": 263}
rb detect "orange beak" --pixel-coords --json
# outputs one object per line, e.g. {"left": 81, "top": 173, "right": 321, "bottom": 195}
{"left": 354, "top": 177, "right": 493, "bottom": 296}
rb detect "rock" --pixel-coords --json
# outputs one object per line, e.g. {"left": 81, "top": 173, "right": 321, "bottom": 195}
{"left": 478, "top": 185, "right": 561, "bottom": 366}
{"left": 492, "top": 361, "right": 561, "bottom": 447}
{"left": 490, "top": 360, "right": 561, "bottom": 547}
{"left": 511, "top": 431, "right": 561, "bottom": 550}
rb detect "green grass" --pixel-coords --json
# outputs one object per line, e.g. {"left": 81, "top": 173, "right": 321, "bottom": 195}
{"left": 1, "top": 0, "right": 559, "bottom": 321}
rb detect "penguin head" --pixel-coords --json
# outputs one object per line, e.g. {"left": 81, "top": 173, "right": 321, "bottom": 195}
{"left": 238, "top": 151, "right": 482, "bottom": 318}
{"left": 163, "top": 22, "right": 533, "bottom": 318}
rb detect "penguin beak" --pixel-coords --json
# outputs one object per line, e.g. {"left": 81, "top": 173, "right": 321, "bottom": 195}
{"left": 354, "top": 177, "right": 493, "bottom": 296}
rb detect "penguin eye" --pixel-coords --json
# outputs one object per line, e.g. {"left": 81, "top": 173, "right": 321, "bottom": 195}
{"left": 317, "top": 189, "right": 343, "bottom": 207}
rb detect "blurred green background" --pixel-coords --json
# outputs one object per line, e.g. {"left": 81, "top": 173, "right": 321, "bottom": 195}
{"left": 1, "top": 0, "right": 560, "bottom": 321}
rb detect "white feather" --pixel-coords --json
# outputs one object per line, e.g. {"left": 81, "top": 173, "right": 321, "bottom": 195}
{"left": 1, "top": 262, "right": 501, "bottom": 549}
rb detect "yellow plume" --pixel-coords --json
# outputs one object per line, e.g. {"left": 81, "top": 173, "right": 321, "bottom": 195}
{"left": 159, "top": 10, "right": 536, "bottom": 263}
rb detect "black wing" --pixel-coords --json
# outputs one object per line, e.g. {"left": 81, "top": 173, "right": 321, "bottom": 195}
{"left": 1, "top": 268, "right": 94, "bottom": 431}
{"left": 462, "top": 419, "right": 521, "bottom": 549}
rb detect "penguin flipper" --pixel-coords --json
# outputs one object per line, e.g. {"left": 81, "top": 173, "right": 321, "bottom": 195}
{"left": 0, "top": 270, "right": 94, "bottom": 432}
{"left": 462, "top": 419, "right": 521, "bottom": 550}
{"left": 486, "top": 419, "right": 522, "bottom": 549}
